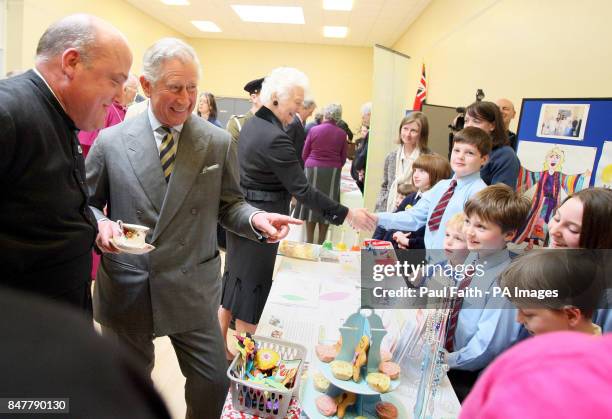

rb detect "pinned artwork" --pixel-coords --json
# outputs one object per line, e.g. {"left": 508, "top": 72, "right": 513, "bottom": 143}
{"left": 536, "top": 103, "right": 590, "bottom": 140}
{"left": 595, "top": 141, "right": 612, "bottom": 188}
{"left": 514, "top": 142, "right": 595, "bottom": 246}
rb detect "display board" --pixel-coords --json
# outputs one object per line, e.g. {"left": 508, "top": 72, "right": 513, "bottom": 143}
{"left": 514, "top": 98, "right": 612, "bottom": 244}
{"left": 421, "top": 103, "right": 460, "bottom": 158}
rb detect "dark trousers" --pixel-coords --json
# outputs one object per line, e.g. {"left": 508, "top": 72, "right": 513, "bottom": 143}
{"left": 447, "top": 368, "right": 483, "bottom": 403}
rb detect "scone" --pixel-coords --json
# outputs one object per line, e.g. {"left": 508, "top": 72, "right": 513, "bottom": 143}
{"left": 379, "top": 361, "right": 401, "bottom": 380}
{"left": 315, "top": 395, "right": 337, "bottom": 417}
{"left": 366, "top": 372, "right": 391, "bottom": 393}
{"left": 313, "top": 371, "right": 330, "bottom": 393}
{"left": 330, "top": 360, "right": 353, "bottom": 381}
{"left": 375, "top": 401, "right": 398, "bottom": 419}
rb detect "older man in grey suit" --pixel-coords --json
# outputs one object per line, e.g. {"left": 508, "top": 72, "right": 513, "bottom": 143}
{"left": 86, "top": 38, "right": 298, "bottom": 418}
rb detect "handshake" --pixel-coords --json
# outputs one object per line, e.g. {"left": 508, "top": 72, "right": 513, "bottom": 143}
{"left": 346, "top": 208, "right": 379, "bottom": 232}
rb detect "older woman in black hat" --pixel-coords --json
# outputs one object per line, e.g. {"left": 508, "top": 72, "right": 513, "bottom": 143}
{"left": 219, "top": 67, "right": 375, "bottom": 350}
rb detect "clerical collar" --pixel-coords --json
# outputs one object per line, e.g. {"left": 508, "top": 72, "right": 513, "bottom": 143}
{"left": 32, "top": 67, "right": 66, "bottom": 112}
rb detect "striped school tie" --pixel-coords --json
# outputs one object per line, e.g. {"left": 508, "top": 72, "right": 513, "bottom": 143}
{"left": 444, "top": 267, "right": 475, "bottom": 352}
{"left": 159, "top": 126, "right": 177, "bottom": 183}
{"left": 427, "top": 180, "right": 457, "bottom": 232}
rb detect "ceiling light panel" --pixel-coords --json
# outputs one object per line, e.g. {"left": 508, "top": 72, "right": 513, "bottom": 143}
{"left": 231, "top": 5, "right": 305, "bottom": 24}
{"left": 191, "top": 20, "right": 222, "bottom": 32}
{"left": 323, "top": 26, "right": 348, "bottom": 38}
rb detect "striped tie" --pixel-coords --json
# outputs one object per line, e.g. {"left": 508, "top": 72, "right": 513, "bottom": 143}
{"left": 159, "top": 126, "right": 177, "bottom": 183}
{"left": 444, "top": 267, "right": 475, "bottom": 352}
{"left": 427, "top": 180, "right": 457, "bottom": 232}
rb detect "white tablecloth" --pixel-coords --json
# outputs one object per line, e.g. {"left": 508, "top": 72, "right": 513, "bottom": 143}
{"left": 256, "top": 256, "right": 461, "bottom": 418}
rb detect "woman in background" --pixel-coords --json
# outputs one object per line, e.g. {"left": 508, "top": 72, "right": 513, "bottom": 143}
{"left": 197, "top": 91, "right": 222, "bottom": 128}
{"left": 375, "top": 112, "right": 430, "bottom": 212}
{"left": 295, "top": 103, "right": 348, "bottom": 244}
{"left": 463, "top": 101, "right": 520, "bottom": 188}
{"left": 547, "top": 187, "right": 612, "bottom": 333}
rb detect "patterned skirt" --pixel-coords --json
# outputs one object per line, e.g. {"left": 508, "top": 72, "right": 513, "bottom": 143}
{"left": 294, "top": 166, "right": 341, "bottom": 224}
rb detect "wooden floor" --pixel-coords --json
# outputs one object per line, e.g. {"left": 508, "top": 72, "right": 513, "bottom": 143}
{"left": 151, "top": 336, "right": 187, "bottom": 419}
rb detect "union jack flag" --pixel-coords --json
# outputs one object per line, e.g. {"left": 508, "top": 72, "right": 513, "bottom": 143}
{"left": 412, "top": 64, "right": 427, "bottom": 111}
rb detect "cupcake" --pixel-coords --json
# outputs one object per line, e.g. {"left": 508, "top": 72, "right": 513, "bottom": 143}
{"left": 255, "top": 349, "right": 280, "bottom": 371}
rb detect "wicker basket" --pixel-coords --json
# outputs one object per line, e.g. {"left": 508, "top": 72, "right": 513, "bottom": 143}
{"left": 227, "top": 336, "right": 307, "bottom": 418}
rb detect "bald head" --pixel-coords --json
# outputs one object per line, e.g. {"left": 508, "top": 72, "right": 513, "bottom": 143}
{"left": 34, "top": 14, "right": 133, "bottom": 131}
{"left": 496, "top": 98, "right": 516, "bottom": 130}
{"left": 36, "top": 14, "right": 128, "bottom": 65}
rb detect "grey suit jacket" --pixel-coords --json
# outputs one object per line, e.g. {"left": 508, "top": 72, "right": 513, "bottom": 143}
{"left": 86, "top": 112, "right": 258, "bottom": 335}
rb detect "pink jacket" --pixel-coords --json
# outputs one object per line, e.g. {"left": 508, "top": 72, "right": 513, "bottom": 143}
{"left": 78, "top": 102, "right": 126, "bottom": 157}
{"left": 461, "top": 331, "right": 612, "bottom": 419}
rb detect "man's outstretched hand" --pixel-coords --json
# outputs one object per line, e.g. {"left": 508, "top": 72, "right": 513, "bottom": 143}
{"left": 252, "top": 212, "right": 303, "bottom": 243}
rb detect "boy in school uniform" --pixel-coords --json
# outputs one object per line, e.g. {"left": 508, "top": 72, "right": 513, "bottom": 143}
{"left": 500, "top": 249, "right": 605, "bottom": 337}
{"left": 445, "top": 184, "right": 530, "bottom": 402}
{"left": 415, "top": 213, "right": 469, "bottom": 289}
{"left": 372, "top": 126, "right": 492, "bottom": 249}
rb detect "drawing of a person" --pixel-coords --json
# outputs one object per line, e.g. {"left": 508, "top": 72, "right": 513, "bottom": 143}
{"left": 514, "top": 146, "right": 591, "bottom": 246}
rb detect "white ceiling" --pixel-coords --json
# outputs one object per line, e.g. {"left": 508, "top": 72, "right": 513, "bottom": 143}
{"left": 125, "top": 0, "right": 432, "bottom": 47}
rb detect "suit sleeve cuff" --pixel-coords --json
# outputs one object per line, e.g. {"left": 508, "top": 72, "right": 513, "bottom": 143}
{"left": 249, "top": 211, "right": 266, "bottom": 241}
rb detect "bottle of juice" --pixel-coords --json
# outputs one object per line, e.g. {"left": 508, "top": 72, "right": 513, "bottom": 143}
{"left": 321, "top": 229, "right": 333, "bottom": 251}
{"left": 335, "top": 228, "right": 347, "bottom": 251}
{"left": 351, "top": 231, "right": 361, "bottom": 251}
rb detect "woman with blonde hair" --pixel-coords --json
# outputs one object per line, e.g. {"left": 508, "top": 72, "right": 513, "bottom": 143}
{"left": 375, "top": 112, "right": 430, "bottom": 212}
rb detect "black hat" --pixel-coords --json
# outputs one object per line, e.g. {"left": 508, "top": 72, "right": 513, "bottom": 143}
{"left": 243, "top": 77, "right": 264, "bottom": 95}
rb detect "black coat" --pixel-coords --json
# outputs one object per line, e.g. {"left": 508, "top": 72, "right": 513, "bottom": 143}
{"left": 285, "top": 114, "right": 306, "bottom": 168}
{"left": 222, "top": 106, "right": 348, "bottom": 324}
{"left": 239, "top": 106, "right": 348, "bottom": 224}
{"left": 0, "top": 70, "right": 97, "bottom": 299}
{"left": 351, "top": 133, "right": 368, "bottom": 193}
{"left": 0, "top": 286, "right": 170, "bottom": 419}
